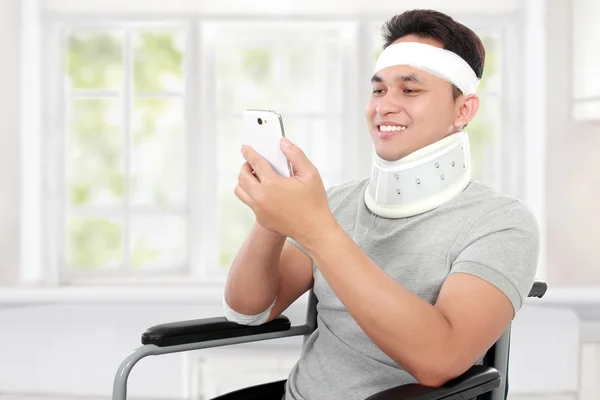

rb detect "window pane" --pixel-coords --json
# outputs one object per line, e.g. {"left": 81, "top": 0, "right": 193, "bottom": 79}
{"left": 67, "top": 217, "right": 123, "bottom": 270}
{"left": 131, "top": 98, "right": 185, "bottom": 208}
{"left": 477, "top": 36, "right": 501, "bottom": 93}
{"left": 66, "top": 30, "right": 123, "bottom": 91}
{"left": 133, "top": 30, "right": 185, "bottom": 92}
{"left": 215, "top": 45, "right": 278, "bottom": 113}
{"left": 467, "top": 95, "right": 501, "bottom": 187}
{"left": 68, "top": 99, "right": 124, "bottom": 207}
{"left": 281, "top": 42, "right": 343, "bottom": 113}
{"left": 218, "top": 179, "right": 255, "bottom": 269}
{"left": 216, "top": 116, "right": 251, "bottom": 270}
{"left": 129, "top": 216, "right": 186, "bottom": 269}
{"left": 372, "top": 31, "right": 384, "bottom": 67}
{"left": 282, "top": 117, "right": 342, "bottom": 188}
{"left": 218, "top": 117, "right": 245, "bottom": 176}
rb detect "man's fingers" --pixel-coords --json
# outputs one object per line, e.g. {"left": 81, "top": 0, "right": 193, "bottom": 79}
{"left": 241, "top": 145, "right": 277, "bottom": 181}
{"left": 279, "top": 138, "right": 316, "bottom": 177}
{"left": 234, "top": 183, "right": 253, "bottom": 207}
{"left": 241, "top": 161, "right": 259, "bottom": 181}
{"left": 241, "top": 161, "right": 254, "bottom": 176}
{"left": 238, "top": 162, "right": 260, "bottom": 195}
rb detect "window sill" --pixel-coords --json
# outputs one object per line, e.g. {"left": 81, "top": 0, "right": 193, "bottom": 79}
{"left": 524, "top": 286, "right": 600, "bottom": 321}
{"left": 0, "top": 282, "right": 312, "bottom": 317}
{"left": 0, "top": 282, "right": 228, "bottom": 305}
{"left": 2, "top": 284, "right": 598, "bottom": 318}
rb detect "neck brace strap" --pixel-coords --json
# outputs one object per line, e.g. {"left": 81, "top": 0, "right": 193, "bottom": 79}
{"left": 375, "top": 42, "right": 480, "bottom": 96}
{"left": 364, "top": 132, "right": 472, "bottom": 218}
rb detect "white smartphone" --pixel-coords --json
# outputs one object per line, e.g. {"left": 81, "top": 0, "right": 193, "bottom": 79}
{"left": 243, "top": 109, "right": 293, "bottom": 177}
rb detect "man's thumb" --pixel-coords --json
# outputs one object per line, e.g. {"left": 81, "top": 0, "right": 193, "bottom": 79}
{"left": 280, "top": 137, "right": 311, "bottom": 174}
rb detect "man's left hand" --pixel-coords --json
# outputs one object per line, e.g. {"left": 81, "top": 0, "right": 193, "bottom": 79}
{"left": 235, "top": 137, "right": 336, "bottom": 245}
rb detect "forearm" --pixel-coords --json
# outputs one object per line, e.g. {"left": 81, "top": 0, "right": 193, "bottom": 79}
{"left": 300, "top": 223, "right": 456, "bottom": 385}
{"left": 224, "top": 222, "right": 286, "bottom": 314}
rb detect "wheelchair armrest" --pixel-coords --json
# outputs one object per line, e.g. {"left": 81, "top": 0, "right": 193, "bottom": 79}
{"left": 141, "top": 315, "right": 291, "bottom": 347}
{"left": 364, "top": 365, "right": 501, "bottom": 400}
{"left": 528, "top": 280, "right": 547, "bottom": 298}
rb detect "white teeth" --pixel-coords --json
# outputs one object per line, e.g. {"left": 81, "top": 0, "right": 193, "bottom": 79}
{"left": 380, "top": 125, "right": 406, "bottom": 132}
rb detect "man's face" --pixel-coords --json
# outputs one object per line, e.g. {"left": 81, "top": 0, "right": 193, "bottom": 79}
{"left": 366, "top": 35, "right": 472, "bottom": 161}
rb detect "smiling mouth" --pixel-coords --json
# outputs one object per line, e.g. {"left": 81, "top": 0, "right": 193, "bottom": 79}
{"left": 377, "top": 124, "right": 407, "bottom": 137}
{"left": 378, "top": 124, "right": 407, "bottom": 132}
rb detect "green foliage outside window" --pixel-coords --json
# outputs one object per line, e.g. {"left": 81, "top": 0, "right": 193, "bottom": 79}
{"left": 65, "top": 29, "right": 185, "bottom": 271}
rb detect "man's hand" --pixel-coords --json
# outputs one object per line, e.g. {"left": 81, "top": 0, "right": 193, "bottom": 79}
{"left": 235, "top": 137, "right": 336, "bottom": 245}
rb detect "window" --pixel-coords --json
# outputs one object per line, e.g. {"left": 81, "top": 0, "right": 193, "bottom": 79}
{"left": 201, "top": 22, "right": 352, "bottom": 271}
{"left": 59, "top": 23, "right": 189, "bottom": 280}
{"left": 50, "top": 19, "right": 354, "bottom": 282}
{"left": 46, "top": 16, "right": 517, "bottom": 284}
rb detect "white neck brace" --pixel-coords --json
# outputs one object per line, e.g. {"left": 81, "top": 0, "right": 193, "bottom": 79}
{"left": 364, "top": 131, "right": 472, "bottom": 218}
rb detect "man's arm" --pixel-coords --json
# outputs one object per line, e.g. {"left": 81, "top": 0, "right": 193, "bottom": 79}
{"left": 234, "top": 140, "right": 536, "bottom": 385}
{"left": 266, "top": 241, "right": 314, "bottom": 322}
{"left": 299, "top": 211, "right": 535, "bottom": 387}
{"left": 224, "top": 222, "right": 313, "bottom": 321}
{"left": 224, "top": 222, "right": 285, "bottom": 316}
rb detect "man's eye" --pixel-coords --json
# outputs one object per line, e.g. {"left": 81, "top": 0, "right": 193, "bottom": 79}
{"left": 372, "top": 89, "right": 385, "bottom": 95}
{"left": 404, "top": 88, "right": 420, "bottom": 95}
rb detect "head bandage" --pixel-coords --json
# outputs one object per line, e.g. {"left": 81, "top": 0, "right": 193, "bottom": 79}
{"left": 374, "top": 42, "right": 480, "bottom": 96}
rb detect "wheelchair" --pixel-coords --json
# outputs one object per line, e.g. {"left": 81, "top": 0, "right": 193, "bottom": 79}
{"left": 113, "top": 280, "right": 547, "bottom": 400}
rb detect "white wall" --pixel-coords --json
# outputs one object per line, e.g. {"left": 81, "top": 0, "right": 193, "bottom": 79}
{"left": 0, "top": 0, "right": 21, "bottom": 287}
{"left": 0, "top": 304, "right": 191, "bottom": 397}
{"left": 0, "top": 298, "right": 308, "bottom": 398}
{"left": 545, "top": 0, "right": 600, "bottom": 286}
{"left": 0, "top": 299, "right": 581, "bottom": 398}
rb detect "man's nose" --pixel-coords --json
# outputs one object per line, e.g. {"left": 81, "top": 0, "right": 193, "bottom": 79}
{"left": 376, "top": 94, "right": 401, "bottom": 115}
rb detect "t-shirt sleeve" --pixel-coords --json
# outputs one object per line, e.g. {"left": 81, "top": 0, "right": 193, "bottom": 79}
{"left": 449, "top": 200, "right": 540, "bottom": 313}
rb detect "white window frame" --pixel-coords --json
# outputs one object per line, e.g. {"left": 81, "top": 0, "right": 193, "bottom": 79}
{"left": 523, "top": 0, "right": 547, "bottom": 280}
{"left": 26, "top": 9, "right": 530, "bottom": 287}
{"left": 40, "top": 15, "right": 200, "bottom": 285}
{"left": 20, "top": 0, "right": 44, "bottom": 285}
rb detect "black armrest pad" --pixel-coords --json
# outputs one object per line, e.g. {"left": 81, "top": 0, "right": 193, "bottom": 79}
{"left": 528, "top": 280, "right": 547, "bottom": 298}
{"left": 142, "top": 315, "right": 291, "bottom": 347}
{"left": 365, "top": 365, "right": 501, "bottom": 400}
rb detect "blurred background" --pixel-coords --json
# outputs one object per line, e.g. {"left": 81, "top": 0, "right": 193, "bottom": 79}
{"left": 0, "top": 0, "right": 598, "bottom": 399}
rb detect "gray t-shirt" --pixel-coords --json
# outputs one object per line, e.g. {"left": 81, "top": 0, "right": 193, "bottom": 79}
{"left": 284, "top": 178, "right": 539, "bottom": 400}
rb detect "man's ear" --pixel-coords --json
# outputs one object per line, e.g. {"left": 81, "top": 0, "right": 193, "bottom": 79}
{"left": 454, "top": 94, "right": 480, "bottom": 129}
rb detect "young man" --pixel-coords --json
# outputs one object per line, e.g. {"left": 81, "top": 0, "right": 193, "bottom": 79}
{"left": 224, "top": 9, "right": 539, "bottom": 400}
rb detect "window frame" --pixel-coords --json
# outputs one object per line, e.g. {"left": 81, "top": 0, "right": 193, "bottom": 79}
{"left": 43, "top": 16, "right": 199, "bottom": 285}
